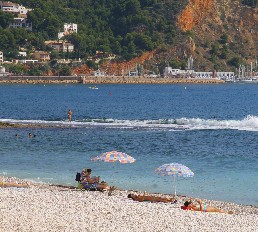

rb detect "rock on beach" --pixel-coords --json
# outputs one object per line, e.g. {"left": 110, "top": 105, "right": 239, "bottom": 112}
{"left": 0, "top": 177, "right": 257, "bottom": 232}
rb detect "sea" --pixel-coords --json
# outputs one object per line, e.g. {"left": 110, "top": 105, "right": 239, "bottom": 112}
{"left": 0, "top": 83, "right": 257, "bottom": 206}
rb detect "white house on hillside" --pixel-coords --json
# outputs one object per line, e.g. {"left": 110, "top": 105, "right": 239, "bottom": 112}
{"left": 32, "top": 51, "right": 50, "bottom": 62}
{"left": 0, "top": 51, "right": 3, "bottom": 63}
{"left": 45, "top": 40, "right": 74, "bottom": 52}
{"left": 0, "top": 1, "right": 32, "bottom": 16}
{"left": 9, "top": 17, "right": 32, "bottom": 30}
{"left": 58, "top": 23, "right": 77, "bottom": 39}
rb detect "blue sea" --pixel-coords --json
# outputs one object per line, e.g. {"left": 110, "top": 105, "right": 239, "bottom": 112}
{"left": 0, "top": 83, "right": 257, "bottom": 206}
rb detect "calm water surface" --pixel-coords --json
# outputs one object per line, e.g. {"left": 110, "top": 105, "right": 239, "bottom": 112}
{"left": 0, "top": 84, "right": 257, "bottom": 206}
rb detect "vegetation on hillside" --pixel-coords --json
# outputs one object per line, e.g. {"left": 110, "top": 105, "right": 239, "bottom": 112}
{"left": 242, "top": 0, "right": 258, "bottom": 7}
{"left": 0, "top": 0, "right": 187, "bottom": 61}
{"left": 0, "top": 0, "right": 257, "bottom": 75}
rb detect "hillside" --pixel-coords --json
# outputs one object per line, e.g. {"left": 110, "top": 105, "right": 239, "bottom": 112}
{"left": 175, "top": 0, "right": 258, "bottom": 72}
{"left": 0, "top": 0, "right": 257, "bottom": 74}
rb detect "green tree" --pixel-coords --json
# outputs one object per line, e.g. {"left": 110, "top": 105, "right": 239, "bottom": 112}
{"left": 0, "top": 11, "right": 13, "bottom": 29}
{"left": 228, "top": 57, "right": 241, "bottom": 68}
{"left": 125, "top": 0, "right": 141, "bottom": 15}
{"left": 210, "top": 42, "right": 220, "bottom": 56}
{"left": 59, "top": 65, "right": 72, "bottom": 76}
{"left": 220, "top": 34, "right": 228, "bottom": 44}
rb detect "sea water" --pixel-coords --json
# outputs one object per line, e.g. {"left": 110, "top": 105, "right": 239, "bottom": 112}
{"left": 0, "top": 83, "right": 257, "bottom": 206}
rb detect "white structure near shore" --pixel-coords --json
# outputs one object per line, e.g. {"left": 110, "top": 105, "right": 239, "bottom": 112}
{"left": 164, "top": 67, "right": 235, "bottom": 81}
{"left": 0, "top": 66, "right": 10, "bottom": 76}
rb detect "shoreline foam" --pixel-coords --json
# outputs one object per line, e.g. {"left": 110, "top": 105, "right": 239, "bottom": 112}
{"left": 0, "top": 176, "right": 257, "bottom": 231}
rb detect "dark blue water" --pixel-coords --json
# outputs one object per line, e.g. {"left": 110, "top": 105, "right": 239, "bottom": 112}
{"left": 0, "top": 84, "right": 257, "bottom": 205}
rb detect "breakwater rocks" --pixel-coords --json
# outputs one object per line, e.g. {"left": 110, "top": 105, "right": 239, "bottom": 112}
{"left": 83, "top": 76, "right": 224, "bottom": 84}
{"left": 0, "top": 75, "right": 225, "bottom": 84}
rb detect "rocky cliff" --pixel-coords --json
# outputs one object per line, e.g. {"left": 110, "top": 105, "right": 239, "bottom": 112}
{"left": 72, "top": 0, "right": 257, "bottom": 75}
{"left": 174, "top": 0, "right": 258, "bottom": 71}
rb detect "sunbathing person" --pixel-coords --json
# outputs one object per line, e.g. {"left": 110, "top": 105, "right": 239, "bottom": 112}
{"left": 181, "top": 199, "right": 233, "bottom": 214}
{"left": 0, "top": 182, "right": 29, "bottom": 188}
{"left": 80, "top": 168, "right": 109, "bottom": 191}
{"left": 128, "top": 194, "right": 177, "bottom": 203}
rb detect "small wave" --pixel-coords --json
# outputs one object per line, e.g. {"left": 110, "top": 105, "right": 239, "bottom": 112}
{"left": 176, "top": 115, "right": 258, "bottom": 131}
{"left": 1, "top": 115, "right": 258, "bottom": 131}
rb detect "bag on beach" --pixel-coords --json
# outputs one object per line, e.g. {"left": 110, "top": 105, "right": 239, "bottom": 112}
{"left": 75, "top": 172, "right": 81, "bottom": 182}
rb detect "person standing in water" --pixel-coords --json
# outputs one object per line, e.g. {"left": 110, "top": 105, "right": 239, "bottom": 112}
{"left": 68, "top": 109, "right": 72, "bottom": 122}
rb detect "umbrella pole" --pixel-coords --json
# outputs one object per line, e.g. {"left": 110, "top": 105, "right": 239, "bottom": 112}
{"left": 174, "top": 175, "right": 177, "bottom": 197}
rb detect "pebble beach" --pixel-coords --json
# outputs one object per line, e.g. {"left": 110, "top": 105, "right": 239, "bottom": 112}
{"left": 0, "top": 177, "right": 257, "bottom": 232}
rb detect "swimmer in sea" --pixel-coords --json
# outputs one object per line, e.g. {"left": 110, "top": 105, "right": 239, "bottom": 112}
{"left": 68, "top": 109, "right": 72, "bottom": 122}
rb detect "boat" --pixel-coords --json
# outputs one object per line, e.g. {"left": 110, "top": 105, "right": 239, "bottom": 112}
{"left": 237, "top": 77, "right": 258, "bottom": 83}
{"left": 89, "top": 86, "right": 98, "bottom": 89}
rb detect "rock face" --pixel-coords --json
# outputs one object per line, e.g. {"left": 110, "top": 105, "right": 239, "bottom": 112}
{"left": 68, "top": 1, "right": 258, "bottom": 74}
{"left": 177, "top": 0, "right": 214, "bottom": 32}
{"left": 99, "top": 51, "right": 155, "bottom": 76}
{"left": 175, "top": 0, "right": 258, "bottom": 71}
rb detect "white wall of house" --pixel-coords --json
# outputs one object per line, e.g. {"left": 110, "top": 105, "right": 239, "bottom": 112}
{"left": 58, "top": 32, "right": 64, "bottom": 39}
{"left": 64, "top": 23, "right": 77, "bottom": 33}
{"left": 18, "top": 51, "right": 27, "bottom": 57}
{"left": 9, "top": 18, "right": 32, "bottom": 31}
{"left": 0, "top": 51, "right": 3, "bottom": 63}
{"left": 45, "top": 40, "right": 74, "bottom": 52}
{"left": 164, "top": 67, "right": 234, "bottom": 80}
{"left": 0, "top": 1, "right": 32, "bottom": 15}
{"left": 16, "top": 59, "right": 38, "bottom": 64}
{"left": 58, "top": 23, "right": 77, "bottom": 39}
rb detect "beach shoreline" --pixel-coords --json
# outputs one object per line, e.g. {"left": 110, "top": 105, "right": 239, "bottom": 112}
{"left": 0, "top": 176, "right": 257, "bottom": 231}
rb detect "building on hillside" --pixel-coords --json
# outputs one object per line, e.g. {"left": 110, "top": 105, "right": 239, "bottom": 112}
{"left": 58, "top": 23, "right": 77, "bottom": 39}
{"left": 18, "top": 51, "right": 27, "bottom": 57}
{"left": 0, "top": 65, "right": 10, "bottom": 76}
{"left": 93, "top": 69, "right": 105, "bottom": 76}
{"left": 45, "top": 40, "right": 74, "bottom": 52}
{"left": 95, "top": 51, "right": 116, "bottom": 60}
{"left": 0, "top": 51, "right": 3, "bottom": 63}
{"left": 31, "top": 51, "right": 50, "bottom": 62}
{"left": 13, "top": 59, "right": 38, "bottom": 64}
{"left": 9, "top": 18, "right": 32, "bottom": 31}
{"left": 0, "top": 1, "right": 32, "bottom": 17}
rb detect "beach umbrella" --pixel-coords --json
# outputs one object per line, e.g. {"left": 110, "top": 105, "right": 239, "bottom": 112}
{"left": 91, "top": 150, "right": 136, "bottom": 163}
{"left": 91, "top": 150, "right": 136, "bottom": 183}
{"left": 155, "top": 163, "right": 194, "bottom": 196}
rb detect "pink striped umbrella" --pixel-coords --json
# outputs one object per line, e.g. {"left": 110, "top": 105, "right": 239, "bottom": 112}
{"left": 91, "top": 150, "right": 136, "bottom": 163}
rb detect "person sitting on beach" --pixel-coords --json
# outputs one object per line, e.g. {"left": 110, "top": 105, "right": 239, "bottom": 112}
{"left": 181, "top": 199, "right": 233, "bottom": 214}
{"left": 81, "top": 168, "right": 110, "bottom": 191}
{"left": 128, "top": 194, "right": 177, "bottom": 203}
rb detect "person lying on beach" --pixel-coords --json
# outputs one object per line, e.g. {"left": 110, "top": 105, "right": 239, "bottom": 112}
{"left": 81, "top": 168, "right": 110, "bottom": 191}
{"left": 0, "top": 182, "right": 29, "bottom": 188}
{"left": 128, "top": 194, "right": 177, "bottom": 203}
{"left": 181, "top": 199, "right": 233, "bottom": 214}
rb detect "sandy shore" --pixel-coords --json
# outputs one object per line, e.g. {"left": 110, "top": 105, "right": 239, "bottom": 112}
{"left": 0, "top": 176, "right": 257, "bottom": 232}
